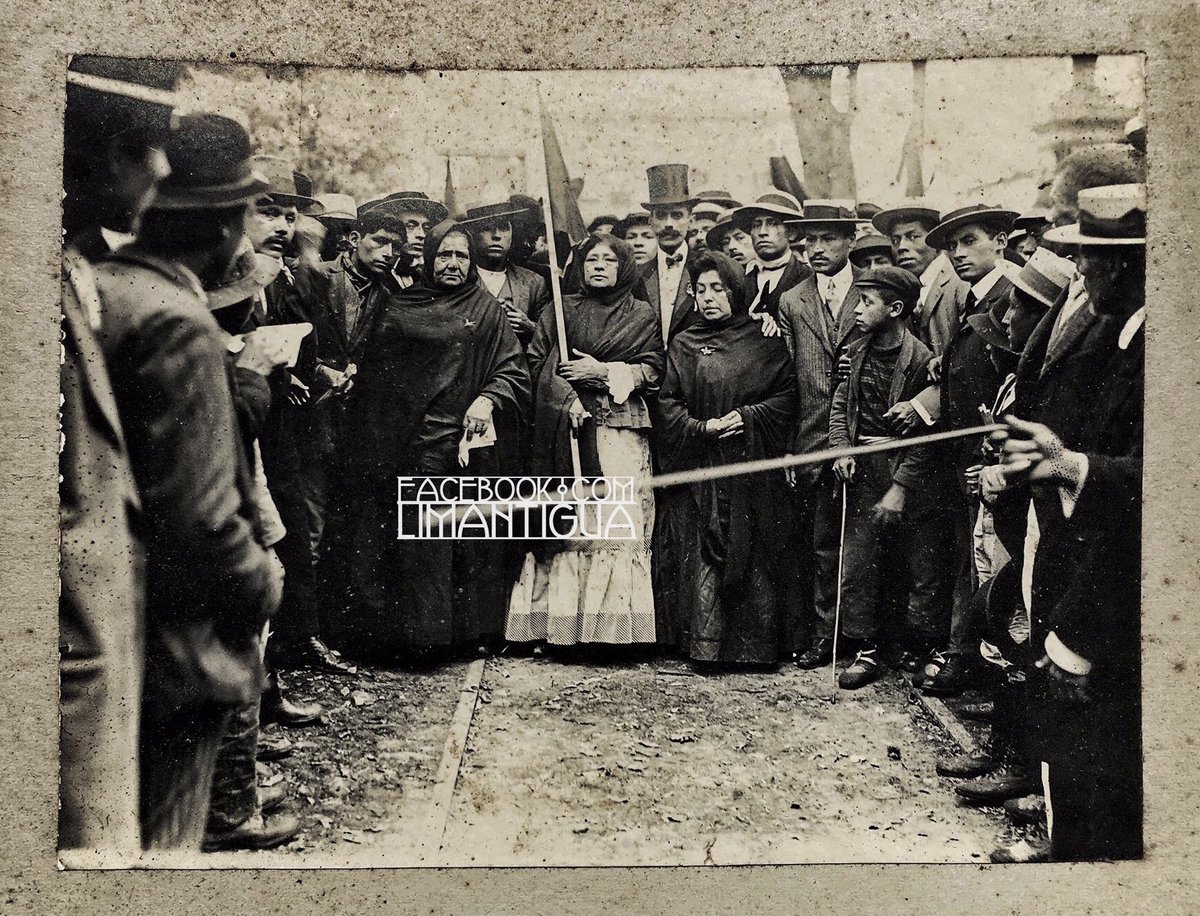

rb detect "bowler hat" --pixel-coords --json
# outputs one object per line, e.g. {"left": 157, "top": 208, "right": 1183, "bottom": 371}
{"left": 787, "top": 198, "right": 860, "bottom": 229}
{"left": 1042, "top": 184, "right": 1145, "bottom": 246}
{"left": 316, "top": 193, "right": 358, "bottom": 222}
{"left": 369, "top": 191, "right": 449, "bottom": 223}
{"left": 849, "top": 233, "right": 895, "bottom": 267}
{"left": 462, "top": 201, "right": 532, "bottom": 228}
{"left": 872, "top": 200, "right": 942, "bottom": 237}
{"left": 997, "top": 247, "right": 1074, "bottom": 309}
{"left": 926, "top": 204, "right": 1018, "bottom": 250}
{"left": 204, "top": 238, "right": 283, "bottom": 311}
{"left": 642, "top": 164, "right": 698, "bottom": 209}
{"left": 967, "top": 296, "right": 1015, "bottom": 353}
{"left": 855, "top": 265, "right": 922, "bottom": 308}
{"left": 252, "top": 156, "right": 325, "bottom": 215}
{"left": 729, "top": 191, "right": 804, "bottom": 229}
{"left": 148, "top": 113, "right": 270, "bottom": 211}
{"left": 614, "top": 211, "right": 651, "bottom": 238}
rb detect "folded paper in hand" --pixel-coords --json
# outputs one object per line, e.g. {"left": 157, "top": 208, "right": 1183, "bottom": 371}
{"left": 228, "top": 322, "right": 314, "bottom": 368}
{"left": 458, "top": 418, "right": 497, "bottom": 467}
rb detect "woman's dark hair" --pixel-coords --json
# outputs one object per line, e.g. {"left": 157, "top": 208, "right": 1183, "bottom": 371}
{"left": 688, "top": 250, "right": 749, "bottom": 317}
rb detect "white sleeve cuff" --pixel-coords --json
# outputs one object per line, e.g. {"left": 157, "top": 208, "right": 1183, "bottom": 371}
{"left": 1058, "top": 452, "right": 1089, "bottom": 519}
{"left": 605, "top": 362, "right": 636, "bottom": 404}
{"left": 1045, "top": 631, "right": 1093, "bottom": 675}
{"left": 913, "top": 384, "right": 941, "bottom": 425}
{"left": 910, "top": 397, "right": 934, "bottom": 426}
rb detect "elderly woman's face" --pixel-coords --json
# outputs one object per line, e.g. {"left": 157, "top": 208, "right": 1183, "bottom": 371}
{"left": 583, "top": 243, "right": 620, "bottom": 289}
{"left": 433, "top": 231, "right": 472, "bottom": 287}
{"left": 694, "top": 269, "right": 733, "bottom": 322}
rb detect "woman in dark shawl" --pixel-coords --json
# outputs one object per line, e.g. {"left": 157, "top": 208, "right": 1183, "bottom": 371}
{"left": 321, "top": 220, "right": 531, "bottom": 662}
{"left": 506, "top": 234, "right": 665, "bottom": 648}
{"left": 656, "top": 250, "right": 800, "bottom": 668}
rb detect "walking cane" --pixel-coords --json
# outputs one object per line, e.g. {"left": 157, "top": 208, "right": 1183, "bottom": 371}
{"left": 831, "top": 477, "right": 849, "bottom": 690}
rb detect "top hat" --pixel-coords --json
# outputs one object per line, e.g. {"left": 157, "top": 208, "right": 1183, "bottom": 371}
{"left": 696, "top": 189, "right": 743, "bottom": 209}
{"left": 788, "top": 198, "right": 860, "bottom": 228}
{"left": 997, "top": 247, "right": 1074, "bottom": 309}
{"left": 315, "top": 193, "right": 358, "bottom": 222}
{"left": 926, "top": 204, "right": 1019, "bottom": 250}
{"left": 729, "top": 191, "right": 804, "bottom": 229}
{"left": 369, "top": 191, "right": 449, "bottom": 223}
{"left": 849, "top": 233, "right": 895, "bottom": 267}
{"left": 967, "top": 295, "right": 1015, "bottom": 353}
{"left": 148, "top": 113, "right": 270, "bottom": 211}
{"left": 871, "top": 200, "right": 942, "bottom": 237}
{"left": 251, "top": 156, "right": 325, "bottom": 215}
{"left": 614, "top": 211, "right": 652, "bottom": 238}
{"left": 855, "top": 265, "right": 922, "bottom": 308}
{"left": 204, "top": 238, "right": 283, "bottom": 311}
{"left": 1042, "top": 184, "right": 1145, "bottom": 246}
{"left": 461, "top": 201, "right": 533, "bottom": 228}
{"left": 642, "top": 164, "right": 698, "bottom": 209}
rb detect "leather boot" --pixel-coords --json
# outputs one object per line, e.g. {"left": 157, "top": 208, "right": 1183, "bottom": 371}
{"left": 261, "top": 669, "right": 323, "bottom": 728}
{"left": 795, "top": 638, "right": 834, "bottom": 670}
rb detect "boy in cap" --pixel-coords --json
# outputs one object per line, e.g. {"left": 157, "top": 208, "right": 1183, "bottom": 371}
{"left": 849, "top": 233, "right": 895, "bottom": 271}
{"left": 825, "top": 267, "right": 944, "bottom": 688}
{"left": 463, "top": 200, "right": 551, "bottom": 344}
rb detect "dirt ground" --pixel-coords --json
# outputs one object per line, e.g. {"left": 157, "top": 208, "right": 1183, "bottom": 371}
{"left": 199, "top": 650, "right": 1045, "bottom": 867}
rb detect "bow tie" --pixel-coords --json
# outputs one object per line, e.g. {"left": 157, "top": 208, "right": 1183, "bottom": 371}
{"left": 664, "top": 253, "right": 684, "bottom": 267}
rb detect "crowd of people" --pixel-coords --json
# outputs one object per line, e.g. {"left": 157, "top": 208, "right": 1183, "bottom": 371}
{"left": 59, "top": 57, "right": 1146, "bottom": 865}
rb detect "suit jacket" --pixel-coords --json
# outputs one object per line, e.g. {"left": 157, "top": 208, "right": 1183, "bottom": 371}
{"left": 58, "top": 247, "right": 145, "bottom": 853}
{"left": 93, "top": 246, "right": 277, "bottom": 722}
{"left": 293, "top": 255, "right": 396, "bottom": 373}
{"left": 641, "top": 255, "right": 696, "bottom": 344}
{"left": 829, "top": 330, "right": 936, "bottom": 491}
{"left": 914, "top": 255, "right": 970, "bottom": 356}
{"left": 776, "top": 272, "right": 864, "bottom": 463}
{"left": 496, "top": 263, "right": 551, "bottom": 343}
{"left": 744, "top": 253, "right": 812, "bottom": 320}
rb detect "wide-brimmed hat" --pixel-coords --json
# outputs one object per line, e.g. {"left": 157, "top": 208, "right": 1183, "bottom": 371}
{"left": 926, "top": 204, "right": 1019, "bottom": 250}
{"left": 856, "top": 202, "right": 883, "bottom": 221}
{"left": 461, "top": 201, "right": 534, "bottom": 228}
{"left": 967, "top": 296, "right": 1015, "bottom": 352}
{"left": 997, "top": 247, "right": 1074, "bottom": 309}
{"left": 848, "top": 233, "right": 895, "bottom": 267}
{"left": 204, "top": 238, "right": 282, "bottom": 311}
{"left": 1042, "top": 184, "right": 1145, "bottom": 246}
{"left": 1013, "top": 208, "right": 1051, "bottom": 233}
{"left": 787, "top": 198, "right": 860, "bottom": 228}
{"left": 642, "top": 164, "right": 698, "bottom": 209}
{"left": 855, "top": 265, "right": 922, "bottom": 308}
{"left": 705, "top": 214, "right": 741, "bottom": 249}
{"left": 696, "top": 189, "right": 742, "bottom": 209}
{"left": 729, "top": 191, "right": 804, "bottom": 229}
{"left": 251, "top": 156, "right": 325, "bottom": 215}
{"left": 871, "top": 200, "right": 942, "bottom": 237}
{"left": 614, "top": 211, "right": 652, "bottom": 238}
{"left": 315, "top": 193, "right": 357, "bottom": 222}
{"left": 148, "top": 113, "right": 270, "bottom": 211}
{"left": 369, "top": 191, "right": 449, "bottom": 223}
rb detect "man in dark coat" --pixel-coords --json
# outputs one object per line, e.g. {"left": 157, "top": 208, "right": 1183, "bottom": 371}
{"left": 93, "top": 113, "right": 283, "bottom": 850}
{"left": 998, "top": 184, "right": 1146, "bottom": 861}
{"left": 639, "top": 164, "right": 699, "bottom": 346}
{"left": 730, "top": 191, "right": 812, "bottom": 329}
{"left": 59, "top": 56, "right": 181, "bottom": 856}
{"left": 462, "top": 200, "right": 551, "bottom": 346}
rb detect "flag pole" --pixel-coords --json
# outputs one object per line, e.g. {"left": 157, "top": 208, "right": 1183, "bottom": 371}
{"left": 534, "top": 86, "right": 583, "bottom": 480}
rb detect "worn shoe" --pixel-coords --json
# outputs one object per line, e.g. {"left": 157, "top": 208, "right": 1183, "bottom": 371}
{"left": 260, "top": 783, "right": 287, "bottom": 815}
{"left": 935, "top": 746, "right": 997, "bottom": 778}
{"left": 922, "top": 652, "right": 993, "bottom": 697}
{"left": 893, "top": 649, "right": 924, "bottom": 673}
{"left": 1003, "top": 793, "right": 1047, "bottom": 825}
{"left": 838, "top": 646, "right": 881, "bottom": 690}
{"left": 912, "top": 649, "right": 948, "bottom": 688}
{"left": 957, "top": 700, "right": 995, "bottom": 721}
{"left": 262, "top": 673, "right": 324, "bottom": 728}
{"left": 795, "top": 638, "right": 834, "bottom": 670}
{"left": 256, "top": 729, "right": 294, "bottom": 761}
{"left": 956, "top": 767, "right": 1040, "bottom": 804}
{"left": 275, "top": 636, "right": 355, "bottom": 675}
{"left": 202, "top": 812, "right": 301, "bottom": 852}
{"left": 989, "top": 838, "right": 1050, "bottom": 863}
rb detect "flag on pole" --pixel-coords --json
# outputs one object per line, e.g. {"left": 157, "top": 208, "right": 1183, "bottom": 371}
{"left": 769, "top": 155, "right": 808, "bottom": 203}
{"left": 443, "top": 156, "right": 458, "bottom": 219}
{"left": 538, "top": 98, "right": 588, "bottom": 243}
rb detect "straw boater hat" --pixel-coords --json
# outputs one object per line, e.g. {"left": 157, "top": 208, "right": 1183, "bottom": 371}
{"left": 1012, "top": 208, "right": 1051, "bottom": 233}
{"left": 925, "top": 204, "right": 1019, "bottom": 250}
{"left": 642, "top": 164, "right": 698, "bottom": 209}
{"left": 848, "top": 233, "right": 895, "bottom": 267}
{"left": 871, "top": 200, "right": 942, "bottom": 237}
{"left": 787, "top": 199, "right": 860, "bottom": 229}
{"left": 461, "top": 201, "right": 536, "bottom": 228}
{"left": 251, "top": 156, "right": 325, "bottom": 216}
{"left": 205, "top": 238, "right": 283, "bottom": 311}
{"left": 370, "top": 190, "right": 449, "bottom": 223}
{"left": 729, "top": 191, "right": 804, "bottom": 230}
{"left": 316, "top": 193, "right": 357, "bottom": 223}
{"left": 995, "top": 247, "right": 1075, "bottom": 310}
{"left": 147, "top": 113, "right": 270, "bottom": 211}
{"left": 1042, "top": 184, "right": 1145, "bottom": 246}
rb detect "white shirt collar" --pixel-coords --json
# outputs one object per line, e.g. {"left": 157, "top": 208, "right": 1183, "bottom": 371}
{"left": 100, "top": 227, "right": 136, "bottom": 252}
{"left": 477, "top": 265, "right": 507, "bottom": 297}
{"left": 758, "top": 250, "right": 792, "bottom": 272}
{"left": 970, "top": 263, "right": 1005, "bottom": 300}
{"left": 1119, "top": 307, "right": 1146, "bottom": 350}
{"left": 818, "top": 261, "right": 853, "bottom": 291}
{"left": 920, "top": 255, "right": 946, "bottom": 288}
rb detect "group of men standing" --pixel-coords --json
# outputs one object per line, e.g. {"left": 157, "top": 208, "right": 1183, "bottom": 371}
{"left": 58, "top": 54, "right": 1145, "bottom": 866}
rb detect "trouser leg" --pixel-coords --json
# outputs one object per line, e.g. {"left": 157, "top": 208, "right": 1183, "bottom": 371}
{"left": 205, "top": 695, "right": 262, "bottom": 834}
{"left": 810, "top": 468, "right": 845, "bottom": 640}
{"left": 835, "top": 454, "right": 891, "bottom": 642}
{"left": 903, "top": 492, "right": 953, "bottom": 652}
{"left": 946, "top": 493, "right": 981, "bottom": 655}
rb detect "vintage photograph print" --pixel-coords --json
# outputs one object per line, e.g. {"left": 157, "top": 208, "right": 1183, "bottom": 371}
{"left": 58, "top": 54, "right": 1144, "bottom": 868}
